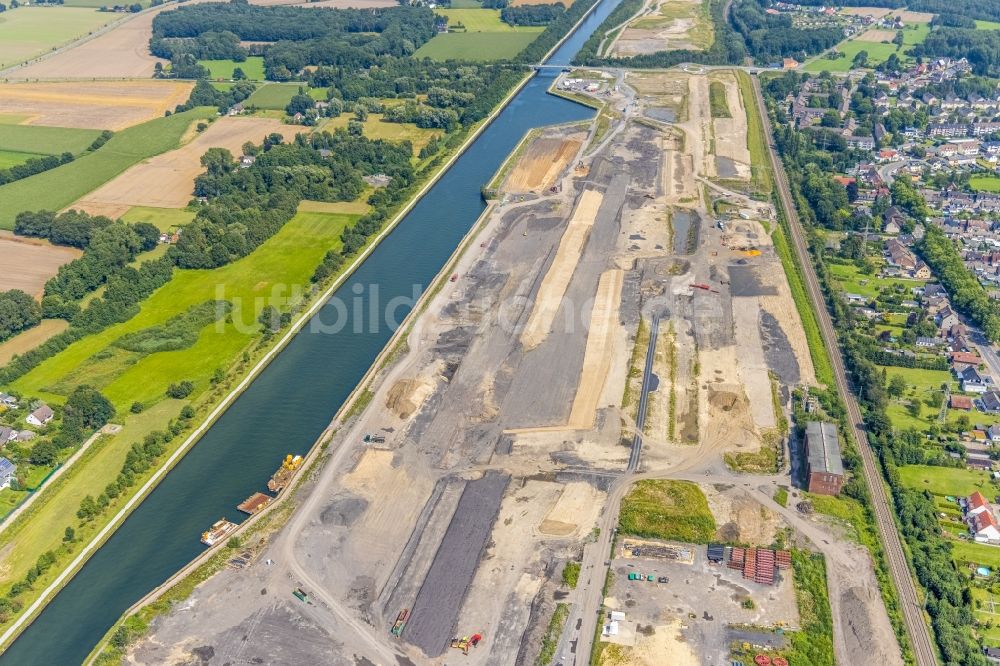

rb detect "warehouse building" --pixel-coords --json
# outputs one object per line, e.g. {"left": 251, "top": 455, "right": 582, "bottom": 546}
{"left": 805, "top": 421, "right": 844, "bottom": 496}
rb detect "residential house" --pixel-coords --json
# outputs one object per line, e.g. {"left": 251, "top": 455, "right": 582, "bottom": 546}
{"left": 0, "top": 393, "right": 16, "bottom": 406}
{"left": 989, "top": 424, "right": 1000, "bottom": 442}
{"left": 886, "top": 238, "right": 917, "bottom": 270}
{"left": 970, "top": 491, "right": 993, "bottom": 515}
{"left": 0, "top": 458, "right": 14, "bottom": 490}
{"left": 961, "top": 366, "right": 991, "bottom": 393}
{"left": 805, "top": 421, "right": 844, "bottom": 496}
{"left": 915, "top": 336, "right": 943, "bottom": 348}
{"left": 937, "top": 307, "right": 960, "bottom": 331}
{"left": 0, "top": 427, "right": 14, "bottom": 444}
{"left": 26, "top": 404, "right": 53, "bottom": 427}
{"left": 972, "top": 510, "right": 1000, "bottom": 542}
{"left": 913, "top": 261, "right": 931, "bottom": 280}
{"left": 982, "top": 390, "right": 1000, "bottom": 413}
{"left": 847, "top": 135, "right": 875, "bottom": 150}
{"left": 239, "top": 155, "right": 256, "bottom": 168}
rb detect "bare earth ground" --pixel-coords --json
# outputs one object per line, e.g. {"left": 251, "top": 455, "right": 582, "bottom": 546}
{"left": 711, "top": 72, "right": 752, "bottom": 181}
{"left": 610, "top": 0, "right": 703, "bottom": 57}
{"left": 125, "top": 71, "right": 893, "bottom": 666}
{"left": 0, "top": 319, "right": 69, "bottom": 366}
{"left": 894, "top": 10, "right": 934, "bottom": 23}
{"left": 0, "top": 81, "right": 193, "bottom": 130}
{"left": 0, "top": 235, "right": 81, "bottom": 297}
{"left": 73, "top": 116, "right": 286, "bottom": 217}
{"left": 504, "top": 131, "right": 585, "bottom": 193}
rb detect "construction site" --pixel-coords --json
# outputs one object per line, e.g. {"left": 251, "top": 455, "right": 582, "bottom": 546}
{"left": 124, "top": 68, "right": 899, "bottom": 666}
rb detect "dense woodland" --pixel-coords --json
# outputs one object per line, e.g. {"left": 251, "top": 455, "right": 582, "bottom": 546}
{"left": 729, "top": 0, "right": 843, "bottom": 62}
{"left": 500, "top": 4, "right": 564, "bottom": 26}
{"left": 762, "top": 72, "right": 991, "bottom": 666}
{"left": 152, "top": 0, "right": 437, "bottom": 79}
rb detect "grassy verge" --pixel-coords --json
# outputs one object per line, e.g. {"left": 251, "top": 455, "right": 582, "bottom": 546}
{"left": 621, "top": 318, "right": 650, "bottom": 419}
{"left": 709, "top": 80, "right": 731, "bottom": 118}
{"left": 562, "top": 561, "right": 580, "bottom": 589}
{"left": 619, "top": 480, "right": 716, "bottom": 542}
{"left": 0, "top": 108, "right": 214, "bottom": 230}
{"left": 735, "top": 70, "right": 773, "bottom": 197}
{"left": 537, "top": 602, "right": 570, "bottom": 665}
{"left": 774, "top": 486, "right": 788, "bottom": 507}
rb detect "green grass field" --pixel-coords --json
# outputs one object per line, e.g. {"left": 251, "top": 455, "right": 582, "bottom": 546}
{"left": 121, "top": 206, "right": 196, "bottom": 231}
{"left": 414, "top": 31, "right": 542, "bottom": 61}
{"left": 827, "top": 262, "right": 924, "bottom": 298}
{"left": 415, "top": 9, "right": 542, "bottom": 61}
{"left": 0, "top": 108, "right": 213, "bottom": 230}
{"left": 976, "top": 20, "right": 1000, "bottom": 30}
{"left": 618, "top": 479, "right": 717, "bottom": 543}
{"left": 0, "top": 150, "right": 37, "bottom": 169}
{"left": 437, "top": 8, "right": 540, "bottom": 32}
{"left": 0, "top": 124, "right": 101, "bottom": 156}
{"left": 971, "top": 176, "right": 1000, "bottom": 193}
{"left": 199, "top": 56, "right": 266, "bottom": 82}
{"left": 13, "top": 210, "right": 355, "bottom": 410}
{"left": 898, "top": 464, "right": 999, "bottom": 498}
{"left": 804, "top": 40, "right": 902, "bottom": 73}
{"left": 246, "top": 83, "right": 302, "bottom": 110}
{"left": 318, "top": 113, "right": 441, "bottom": 155}
{"left": 0, "top": 6, "right": 116, "bottom": 69}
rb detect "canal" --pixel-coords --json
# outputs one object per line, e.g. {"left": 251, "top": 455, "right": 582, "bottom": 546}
{"left": 1, "top": 1, "right": 621, "bottom": 662}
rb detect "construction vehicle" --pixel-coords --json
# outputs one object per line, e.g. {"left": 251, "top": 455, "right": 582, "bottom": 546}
{"left": 292, "top": 587, "right": 309, "bottom": 602}
{"left": 391, "top": 609, "right": 409, "bottom": 637}
{"left": 692, "top": 283, "right": 720, "bottom": 294}
{"left": 363, "top": 433, "right": 386, "bottom": 444}
{"left": 449, "top": 633, "right": 483, "bottom": 655}
{"left": 450, "top": 273, "right": 458, "bottom": 282}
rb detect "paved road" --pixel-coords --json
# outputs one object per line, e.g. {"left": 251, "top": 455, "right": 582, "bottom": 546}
{"left": 749, "top": 74, "right": 939, "bottom": 666}
{"left": 629, "top": 315, "right": 660, "bottom": 471}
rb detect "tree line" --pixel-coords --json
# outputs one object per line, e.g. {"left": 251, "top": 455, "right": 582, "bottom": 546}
{"left": 500, "top": 4, "right": 564, "bottom": 27}
{"left": 729, "top": 0, "right": 844, "bottom": 63}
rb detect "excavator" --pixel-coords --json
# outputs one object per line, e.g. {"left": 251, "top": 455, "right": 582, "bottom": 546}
{"left": 449, "top": 633, "right": 483, "bottom": 655}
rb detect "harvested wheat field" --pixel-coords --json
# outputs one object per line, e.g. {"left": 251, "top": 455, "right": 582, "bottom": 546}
{"left": 0, "top": 81, "right": 193, "bottom": 130}
{"left": 895, "top": 10, "right": 934, "bottom": 23}
{"left": 505, "top": 133, "right": 584, "bottom": 193}
{"left": 0, "top": 235, "right": 81, "bottom": 298}
{"left": 855, "top": 29, "right": 897, "bottom": 43}
{"left": 73, "top": 117, "right": 286, "bottom": 218}
{"left": 0, "top": 319, "right": 69, "bottom": 366}
{"left": 521, "top": 188, "right": 603, "bottom": 350}
{"left": 9, "top": 2, "right": 196, "bottom": 80}
{"left": 838, "top": 6, "right": 893, "bottom": 18}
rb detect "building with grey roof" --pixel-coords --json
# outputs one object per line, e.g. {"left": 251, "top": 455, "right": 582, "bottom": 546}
{"left": 805, "top": 421, "right": 844, "bottom": 496}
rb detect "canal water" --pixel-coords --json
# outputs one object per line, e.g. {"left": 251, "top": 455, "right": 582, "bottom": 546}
{"left": 2, "top": 0, "right": 622, "bottom": 663}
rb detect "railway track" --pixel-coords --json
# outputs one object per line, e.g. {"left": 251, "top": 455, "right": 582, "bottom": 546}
{"left": 749, "top": 74, "right": 939, "bottom": 666}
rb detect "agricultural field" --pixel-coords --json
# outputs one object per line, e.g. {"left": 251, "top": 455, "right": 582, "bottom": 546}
{"left": 0, "top": 6, "right": 116, "bottom": 70}
{"left": 11, "top": 3, "right": 171, "bottom": 79}
{"left": 971, "top": 176, "right": 1000, "bottom": 193}
{"left": 246, "top": 83, "right": 302, "bottom": 110}
{"left": 804, "top": 40, "right": 900, "bottom": 72}
{"left": 0, "top": 320, "right": 70, "bottom": 366}
{"left": 73, "top": 116, "right": 287, "bottom": 218}
{"left": 12, "top": 209, "right": 356, "bottom": 409}
{"left": 0, "top": 235, "right": 81, "bottom": 297}
{"left": 977, "top": 20, "right": 1000, "bottom": 30}
{"left": 318, "top": 113, "right": 441, "bottom": 155}
{"left": 0, "top": 80, "right": 193, "bottom": 130}
{"left": 199, "top": 56, "right": 266, "bottom": 81}
{"left": 414, "top": 32, "right": 541, "bottom": 60}
{"left": 0, "top": 107, "right": 214, "bottom": 230}
{"left": 0, "top": 124, "right": 102, "bottom": 157}
{"left": 414, "top": 9, "right": 543, "bottom": 60}
{"left": 0, "top": 151, "right": 37, "bottom": 169}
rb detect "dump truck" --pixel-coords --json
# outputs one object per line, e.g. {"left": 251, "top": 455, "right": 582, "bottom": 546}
{"left": 292, "top": 587, "right": 308, "bottom": 602}
{"left": 363, "top": 433, "right": 386, "bottom": 444}
{"left": 391, "top": 609, "right": 409, "bottom": 637}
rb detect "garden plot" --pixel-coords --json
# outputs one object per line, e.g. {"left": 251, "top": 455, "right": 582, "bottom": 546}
{"left": 72, "top": 116, "right": 285, "bottom": 218}
{"left": 0, "top": 81, "right": 193, "bottom": 131}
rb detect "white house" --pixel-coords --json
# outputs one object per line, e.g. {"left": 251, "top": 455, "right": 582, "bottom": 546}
{"left": 26, "top": 404, "right": 53, "bottom": 427}
{"left": 972, "top": 510, "right": 1000, "bottom": 542}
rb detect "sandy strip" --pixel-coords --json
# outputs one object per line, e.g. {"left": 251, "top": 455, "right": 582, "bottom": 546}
{"left": 520, "top": 188, "right": 603, "bottom": 350}
{"left": 567, "top": 268, "right": 624, "bottom": 428}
